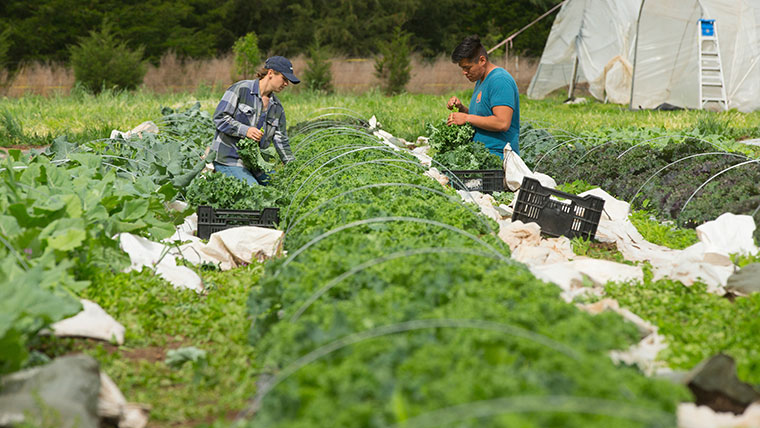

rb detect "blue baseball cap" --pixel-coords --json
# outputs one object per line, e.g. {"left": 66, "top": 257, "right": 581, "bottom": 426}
{"left": 265, "top": 56, "right": 300, "bottom": 84}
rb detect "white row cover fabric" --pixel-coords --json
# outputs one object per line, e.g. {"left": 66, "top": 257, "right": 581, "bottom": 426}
{"left": 503, "top": 145, "right": 557, "bottom": 191}
{"left": 583, "top": 188, "right": 758, "bottom": 294}
{"left": 98, "top": 371, "right": 149, "bottom": 428}
{"left": 580, "top": 298, "right": 670, "bottom": 376}
{"left": 47, "top": 299, "right": 126, "bottom": 345}
{"left": 458, "top": 190, "right": 504, "bottom": 222}
{"left": 527, "top": 0, "right": 640, "bottom": 102}
{"left": 631, "top": 0, "right": 760, "bottom": 112}
{"left": 118, "top": 215, "right": 284, "bottom": 292}
{"left": 119, "top": 233, "right": 205, "bottom": 293}
{"left": 457, "top": 191, "right": 663, "bottom": 377}
{"left": 678, "top": 402, "right": 760, "bottom": 428}
{"left": 109, "top": 121, "right": 159, "bottom": 140}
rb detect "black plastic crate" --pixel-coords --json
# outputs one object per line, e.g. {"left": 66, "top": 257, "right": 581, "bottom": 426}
{"left": 196, "top": 205, "right": 280, "bottom": 239}
{"left": 511, "top": 177, "right": 605, "bottom": 240}
{"left": 448, "top": 169, "right": 505, "bottom": 193}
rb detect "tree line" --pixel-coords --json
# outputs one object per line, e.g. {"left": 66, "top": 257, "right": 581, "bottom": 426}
{"left": 0, "top": 0, "right": 561, "bottom": 69}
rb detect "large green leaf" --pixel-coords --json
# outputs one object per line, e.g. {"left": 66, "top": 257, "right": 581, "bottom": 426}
{"left": 0, "top": 215, "right": 20, "bottom": 238}
{"left": 45, "top": 163, "right": 70, "bottom": 188}
{"left": 31, "top": 195, "right": 66, "bottom": 213}
{"left": 143, "top": 214, "right": 177, "bottom": 240}
{"left": 0, "top": 256, "right": 83, "bottom": 374}
{"left": 107, "top": 218, "right": 148, "bottom": 235}
{"left": 18, "top": 163, "right": 43, "bottom": 186}
{"left": 70, "top": 152, "right": 103, "bottom": 169}
{"left": 45, "top": 226, "right": 88, "bottom": 252}
{"left": 119, "top": 198, "right": 150, "bottom": 221}
{"left": 45, "top": 135, "right": 79, "bottom": 161}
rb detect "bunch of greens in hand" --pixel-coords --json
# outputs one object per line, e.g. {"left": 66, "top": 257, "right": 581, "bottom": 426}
{"left": 237, "top": 138, "right": 278, "bottom": 172}
{"left": 434, "top": 142, "right": 503, "bottom": 170}
{"left": 427, "top": 118, "right": 475, "bottom": 153}
{"left": 427, "top": 118, "right": 502, "bottom": 170}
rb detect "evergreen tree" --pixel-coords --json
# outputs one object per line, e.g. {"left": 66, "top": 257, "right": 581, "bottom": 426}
{"left": 69, "top": 22, "right": 146, "bottom": 93}
{"left": 374, "top": 26, "right": 412, "bottom": 95}
{"left": 304, "top": 40, "right": 333, "bottom": 93}
{"left": 232, "top": 32, "right": 261, "bottom": 80}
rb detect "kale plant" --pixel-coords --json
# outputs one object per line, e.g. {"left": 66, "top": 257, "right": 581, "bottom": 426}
{"left": 185, "top": 171, "right": 286, "bottom": 211}
{"left": 427, "top": 118, "right": 475, "bottom": 153}
{"left": 433, "top": 141, "right": 502, "bottom": 170}
{"left": 427, "top": 118, "right": 501, "bottom": 170}
{"left": 237, "top": 138, "right": 278, "bottom": 173}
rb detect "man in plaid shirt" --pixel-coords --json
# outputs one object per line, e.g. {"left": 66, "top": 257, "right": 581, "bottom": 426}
{"left": 210, "top": 56, "right": 300, "bottom": 185}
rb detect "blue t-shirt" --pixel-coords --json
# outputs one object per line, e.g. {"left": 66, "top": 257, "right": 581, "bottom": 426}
{"left": 469, "top": 67, "right": 520, "bottom": 157}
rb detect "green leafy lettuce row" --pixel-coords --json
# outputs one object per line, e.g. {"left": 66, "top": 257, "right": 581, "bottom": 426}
{"left": 241, "top": 131, "right": 690, "bottom": 427}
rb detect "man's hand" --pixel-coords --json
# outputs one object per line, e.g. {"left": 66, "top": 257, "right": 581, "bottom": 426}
{"left": 447, "top": 96, "right": 464, "bottom": 112}
{"left": 447, "top": 112, "right": 469, "bottom": 126}
{"left": 246, "top": 126, "right": 263, "bottom": 141}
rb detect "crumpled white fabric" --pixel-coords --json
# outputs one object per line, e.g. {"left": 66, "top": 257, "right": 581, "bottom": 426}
{"left": 610, "top": 332, "right": 671, "bottom": 376}
{"left": 411, "top": 145, "right": 433, "bottom": 167}
{"left": 580, "top": 298, "right": 655, "bottom": 337}
{"left": 529, "top": 258, "right": 643, "bottom": 302}
{"left": 119, "top": 221, "right": 284, "bottom": 290}
{"left": 119, "top": 197, "right": 285, "bottom": 289}
{"left": 48, "top": 299, "right": 126, "bottom": 345}
{"left": 579, "top": 298, "right": 671, "bottom": 376}
{"left": 529, "top": 263, "right": 591, "bottom": 301}
{"left": 118, "top": 233, "right": 204, "bottom": 293}
{"left": 98, "top": 371, "right": 149, "bottom": 428}
{"left": 652, "top": 242, "right": 735, "bottom": 294}
{"left": 498, "top": 219, "right": 577, "bottom": 266}
{"left": 109, "top": 121, "right": 159, "bottom": 140}
{"left": 373, "top": 129, "right": 407, "bottom": 150}
{"left": 424, "top": 167, "right": 449, "bottom": 187}
{"left": 697, "top": 212, "right": 758, "bottom": 262}
{"left": 458, "top": 190, "right": 503, "bottom": 221}
{"left": 184, "top": 226, "right": 284, "bottom": 270}
{"left": 678, "top": 402, "right": 760, "bottom": 428}
{"left": 564, "top": 258, "right": 644, "bottom": 287}
{"left": 499, "top": 220, "right": 543, "bottom": 249}
{"left": 503, "top": 145, "right": 557, "bottom": 190}
{"left": 495, "top": 218, "right": 641, "bottom": 302}
{"left": 581, "top": 188, "right": 756, "bottom": 294}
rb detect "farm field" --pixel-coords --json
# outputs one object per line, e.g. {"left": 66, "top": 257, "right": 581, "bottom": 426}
{"left": 2, "top": 89, "right": 760, "bottom": 427}
{"left": 4, "top": 87, "right": 760, "bottom": 146}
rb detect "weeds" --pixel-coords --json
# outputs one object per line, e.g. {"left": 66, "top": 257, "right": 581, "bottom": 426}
{"left": 604, "top": 277, "right": 760, "bottom": 384}
{"left": 571, "top": 237, "right": 629, "bottom": 264}
{"left": 36, "top": 266, "right": 264, "bottom": 424}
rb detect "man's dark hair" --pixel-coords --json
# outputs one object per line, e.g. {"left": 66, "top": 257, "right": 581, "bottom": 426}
{"left": 451, "top": 35, "right": 488, "bottom": 63}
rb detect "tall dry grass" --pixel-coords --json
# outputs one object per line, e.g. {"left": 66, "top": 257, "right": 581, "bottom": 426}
{"left": 3, "top": 62, "right": 74, "bottom": 97}
{"left": 1, "top": 52, "right": 539, "bottom": 98}
{"left": 143, "top": 51, "right": 235, "bottom": 93}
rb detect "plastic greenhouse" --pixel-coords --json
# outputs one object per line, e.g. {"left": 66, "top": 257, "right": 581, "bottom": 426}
{"left": 528, "top": 0, "right": 760, "bottom": 112}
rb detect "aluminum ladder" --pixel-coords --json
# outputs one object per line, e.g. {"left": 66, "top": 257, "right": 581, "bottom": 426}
{"left": 698, "top": 19, "right": 728, "bottom": 111}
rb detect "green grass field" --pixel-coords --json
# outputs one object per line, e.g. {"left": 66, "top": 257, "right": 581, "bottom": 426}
{"left": 3, "top": 87, "right": 760, "bottom": 147}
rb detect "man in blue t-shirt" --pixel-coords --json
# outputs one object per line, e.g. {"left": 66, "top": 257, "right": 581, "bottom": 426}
{"left": 446, "top": 35, "right": 520, "bottom": 158}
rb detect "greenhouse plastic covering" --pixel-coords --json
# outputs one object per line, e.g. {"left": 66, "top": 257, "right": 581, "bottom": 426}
{"left": 529, "top": 0, "right": 760, "bottom": 112}
{"left": 631, "top": 0, "right": 760, "bottom": 111}
{"left": 527, "top": 0, "right": 640, "bottom": 103}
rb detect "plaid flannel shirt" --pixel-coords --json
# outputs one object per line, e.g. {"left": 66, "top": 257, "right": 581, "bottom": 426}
{"left": 211, "top": 79, "right": 294, "bottom": 167}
